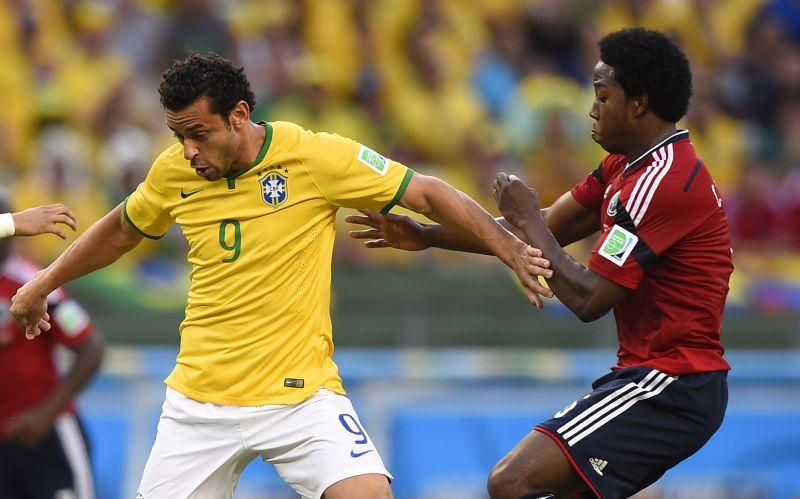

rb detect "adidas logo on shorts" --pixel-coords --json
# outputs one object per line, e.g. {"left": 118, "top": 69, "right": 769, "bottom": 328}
{"left": 589, "top": 457, "right": 608, "bottom": 475}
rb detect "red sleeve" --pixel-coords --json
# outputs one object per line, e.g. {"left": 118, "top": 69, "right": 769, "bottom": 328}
{"left": 48, "top": 295, "right": 93, "bottom": 348}
{"left": 587, "top": 161, "right": 719, "bottom": 289}
{"left": 570, "top": 155, "right": 618, "bottom": 214}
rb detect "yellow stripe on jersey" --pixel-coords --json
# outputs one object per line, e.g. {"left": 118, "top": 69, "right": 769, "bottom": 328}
{"left": 124, "top": 121, "right": 413, "bottom": 405}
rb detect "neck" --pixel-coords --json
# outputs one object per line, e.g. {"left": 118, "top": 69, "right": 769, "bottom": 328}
{"left": 623, "top": 123, "right": 678, "bottom": 164}
{"left": 229, "top": 121, "right": 266, "bottom": 173}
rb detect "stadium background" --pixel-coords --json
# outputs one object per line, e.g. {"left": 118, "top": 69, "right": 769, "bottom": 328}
{"left": 2, "top": 0, "right": 800, "bottom": 497}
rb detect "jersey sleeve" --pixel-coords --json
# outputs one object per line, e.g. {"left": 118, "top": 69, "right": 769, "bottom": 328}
{"left": 47, "top": 292, "right": 93, "bottom": 349}
{"left": 588, "top": 165, "right": 717, "bottom": 289}
{"left": 123, "top": 154, "right": 172, "bottom": 239}
{"left": 301, "top": 131, "right": 414, "bottom": 213}
{"left": 570, "top": 158, "right": 612, "bottom": 215}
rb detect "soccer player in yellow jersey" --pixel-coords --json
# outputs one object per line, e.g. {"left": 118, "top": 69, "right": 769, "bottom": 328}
{"left": 10, "top": 53, "right": 552, "bottom": 499}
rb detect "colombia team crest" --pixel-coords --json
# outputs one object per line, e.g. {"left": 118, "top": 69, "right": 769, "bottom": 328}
{"left": 259, "top": 171, "right": 288, "bottom": 208}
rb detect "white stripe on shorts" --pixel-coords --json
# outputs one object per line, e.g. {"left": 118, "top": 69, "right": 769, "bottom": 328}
{"left": 55, "top": 413, "right": 95, "bottom": 499}
{"left": 558, "top": 370, "right": 675, "bottom": 447}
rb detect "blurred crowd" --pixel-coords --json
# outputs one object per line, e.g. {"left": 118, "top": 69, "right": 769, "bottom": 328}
{"left": 1, "top": 0, "right": 799, "bottom": 270}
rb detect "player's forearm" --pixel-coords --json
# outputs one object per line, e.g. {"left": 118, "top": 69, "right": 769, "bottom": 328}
{"left": 38, "top": 335, "right": 104, "bottom": 419}
{"left": 34, "top": 204, "right": 142, "bottom": 295}
{"left": 421, "top": 212, "right": 548, "bottom": 255}
{"left": 412, "top": 181, "right": 520, "bottom": 265}
{"left": 514, "top": 212, "right": 609, "bottom": 321}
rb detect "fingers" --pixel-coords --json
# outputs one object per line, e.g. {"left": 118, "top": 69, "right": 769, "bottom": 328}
{"left": 525, "top": 246, "right": 543, "bottom": 258}
{"left": 345, "top": 215, "right": 381, "bottom": 229}
{"left": 364, "top": 240, "right": 391, "bottom": 248}
{"left": 47, "top": 226, "right": 67, "bottom": 240}
{"left": 24, "top": 322, "right": 41, "bottom": 340}
{"left": 52, "top": 213, "right": 77, "bottom": 232}
{"left": 525, "top": 260, "right": 553, "bottom": 279}
{"left": 358, "top": 209, "right": 384, "bottom": 223}
{"left": 348, "top": 229, "right": 382, "bottom": 239}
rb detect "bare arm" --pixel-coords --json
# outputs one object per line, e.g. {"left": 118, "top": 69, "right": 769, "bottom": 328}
{"left": 397, "top": 173, "right": 553, "bottom": 306}
{"left": 4, "top": 332, "right": 105, "bottom": 447}
{"left": 348, "top": 191, "right": 599, "bottom": 254}
{"left": 1, "top": 204, "right": 78, "bottom": 239}
{"left": 495, "top": 174, "right": 627, "bottom": 322}
{"left": 11, "top": 203, "right": 144, "bottom": 338}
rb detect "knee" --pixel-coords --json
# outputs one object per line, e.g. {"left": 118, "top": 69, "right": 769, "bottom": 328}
{"left": 487, "top": 461, "right": 554, "bottom": 499}
{"left": 487, "top": 461, "right": 517, "bottom": 499}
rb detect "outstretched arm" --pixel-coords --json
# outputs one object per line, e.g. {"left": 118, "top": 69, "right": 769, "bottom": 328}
{"left": 11, "top": 203, "right": 144, "bottom": 338}
{"left": 395, "top": 172, "right": 554, "bottom": 307}
{"left": 0, "top": 204, "right": 78, "bottom": 239}
{"left": 348, "top": 189, "right": 600, "bottom": 253}
{"left": 494, "top": 174, "right": 627, "bottom": 322}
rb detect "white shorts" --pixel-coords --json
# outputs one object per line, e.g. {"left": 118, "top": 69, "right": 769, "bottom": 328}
{"left": 136, "top": 387, "right": 391, "bottom": 499}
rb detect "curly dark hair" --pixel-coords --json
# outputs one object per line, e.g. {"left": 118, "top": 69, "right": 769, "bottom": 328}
{"left": 158, "top": 53, "right": 257, "bottom": 119}
{"left": 599, "top": 28, "right": 692, "bottom": 123}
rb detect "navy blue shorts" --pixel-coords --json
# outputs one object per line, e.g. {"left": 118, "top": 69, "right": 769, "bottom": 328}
{"left": 0, "top": 413, "right": 93, "bottom": 499}
{"left": 536, "top": 366, "right": 727, "bottom": 499}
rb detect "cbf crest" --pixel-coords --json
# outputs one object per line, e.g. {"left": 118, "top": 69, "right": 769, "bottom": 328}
{"left": 259, "top": 170, "right": 288, "bottom": 208}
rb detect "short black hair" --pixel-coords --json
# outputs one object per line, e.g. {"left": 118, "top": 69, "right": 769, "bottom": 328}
{"left": 158, "top": 53, "right": 256, "bottom": 119}
{"left": 599, "top": 28, "right": 692, "bottom": 123}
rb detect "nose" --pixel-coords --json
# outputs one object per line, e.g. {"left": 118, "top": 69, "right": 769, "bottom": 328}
{"left": 589, "top": 102, "right": 599, "bottom": 121}
{"left": 183, "top": 139, "right": 199, "bottom": 162}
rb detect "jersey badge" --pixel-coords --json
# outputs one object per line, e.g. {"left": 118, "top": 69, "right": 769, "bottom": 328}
{"left": 598, "top": 224, "right": 638, "bottom": 266}
{"left": 259, "top": 170, "right": 288, "bottom": 208}
{"left": 607, "top": 190, "right": 621, "bottom": 217}
{"left": 357, "top": 145, "right": 389, "bottom": 176}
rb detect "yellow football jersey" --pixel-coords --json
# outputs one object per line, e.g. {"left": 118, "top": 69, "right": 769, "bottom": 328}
{"left": 124, "top": 121, "right": 413, "bottom": 406}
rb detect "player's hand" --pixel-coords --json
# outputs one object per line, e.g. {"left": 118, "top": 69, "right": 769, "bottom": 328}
{"left": 11, "top": 279, "right": 51, "bottom": 339}
{"left": 492, "top": 173, "right": 541, "bottom": 228}
{"left": 2, "top": 405, "right": 56, "bottom": 447}
{"left": 509, "top": 240, "right": 553, "bottom": 309}
{"left": 346, "top": 209, "right": 429, "bottom": 251}
{"left": 12, "top": 204, "right": 77, "bottom": 239}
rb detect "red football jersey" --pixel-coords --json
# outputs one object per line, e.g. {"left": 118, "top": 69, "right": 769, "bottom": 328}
{"left": 571, "top": 130, "right": 733, "bottom": 375}
{"left": 0, "top": 255, "right": 93, "bottom": 427}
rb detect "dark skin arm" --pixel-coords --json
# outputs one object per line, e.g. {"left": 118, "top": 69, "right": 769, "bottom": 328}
{"left": 3, "top": 332, "right": 104, "bottom": 447}
{"left": 347, "top": 191, "right": 600, "bottom": 254}
{"left": 493, "top": 173, "right": 628, "bottom": 322}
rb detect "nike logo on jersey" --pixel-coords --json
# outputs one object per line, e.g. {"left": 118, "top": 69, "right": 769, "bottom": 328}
{"left": 180, "top": 189, "right": 202, "bottom": 198}
{"left": 351, "top": 449, "right": 374, "bottom": 458}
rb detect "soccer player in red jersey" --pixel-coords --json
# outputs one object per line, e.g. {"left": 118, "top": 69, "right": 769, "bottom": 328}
{"left": 0, "top": 197, "right": 104, "bottom": 499}
{"left": 349, "top": 28, "right": 732, "bottom": 498}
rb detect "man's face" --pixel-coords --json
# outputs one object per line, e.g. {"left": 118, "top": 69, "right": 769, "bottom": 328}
{"left": 166, "top": 97, "right": 240, "bottom": 181}
{"left": 589, "top": 61, "right": 633, "bottom": 154}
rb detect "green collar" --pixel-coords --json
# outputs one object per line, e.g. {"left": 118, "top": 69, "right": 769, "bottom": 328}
{"left": 227, "top": 121, "right": 272, "bottom": 190}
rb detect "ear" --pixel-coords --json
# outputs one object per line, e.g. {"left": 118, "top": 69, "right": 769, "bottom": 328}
{"left": 229, "top": 100, "right": 251, "bottom": 129}
{"left": 631, "top": 93, "right": 649, "bottom": 118}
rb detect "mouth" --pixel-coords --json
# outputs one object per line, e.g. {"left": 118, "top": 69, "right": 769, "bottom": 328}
{"left": 194, "top": 166, "right": 211, "bottom": 177}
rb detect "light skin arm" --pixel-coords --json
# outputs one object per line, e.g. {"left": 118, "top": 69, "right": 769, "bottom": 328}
{"left": 3, "top": 332, "right": 104, "bottom": 447}
{"left": 11, "top": 203, "right": 144, "bottom": 338}
{"left": 9, "top": 204, "right": 78, "bottom": 239}
{"left": 347, "top": 190, "right": 600, "bottom": 253}
{"left": 395, "top": 173, "right": 554, "bottom": 306}
{"left": 493, "top": 173, "right": 628, "bottom": 321}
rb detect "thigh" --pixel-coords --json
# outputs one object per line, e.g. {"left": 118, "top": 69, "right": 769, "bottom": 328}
{"left": 248, "top": 389, "right": 392, "bottom": 499}
{"left": 488, "top": 429, "right": 589, "bottom": 499}
{"left": 137, "top": 388, "right": 252, "bottom": 499}
{"left": 322, "top": 473, "right": 392, "bottom": 499}
{"left": 536, "top": 368, "right": 727, "bottom": 499}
